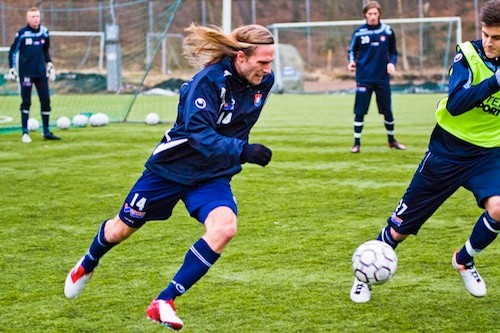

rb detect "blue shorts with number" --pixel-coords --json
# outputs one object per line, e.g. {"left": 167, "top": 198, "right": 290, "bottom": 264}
{"left": 118, "top": 169, "right": 237, "bottom": 228}
{"left": 387, "top": 148, "right": 500, "bottom": 235}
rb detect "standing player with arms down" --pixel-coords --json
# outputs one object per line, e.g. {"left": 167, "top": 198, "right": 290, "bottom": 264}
{"left": 351, "top": 0, "right": 500, "bottom": 303}
{"left": 64, "top": 23, "right": 275, "bottom": 330}
{"left": 347, "top": 1, "right": 405, "bottom": 153}
{"left": 8, "top": 7, "right": 60, "bottom": 143}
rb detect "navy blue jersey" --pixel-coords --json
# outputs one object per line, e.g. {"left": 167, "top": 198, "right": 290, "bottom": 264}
{"left": 348, "top": 23, "right": 397, "bottom": 83}
{"left": 8, "top": 24, "right": 51, "bottom": 78}
{"left": 145, "top": 57, "right": 274, "bottom": 186}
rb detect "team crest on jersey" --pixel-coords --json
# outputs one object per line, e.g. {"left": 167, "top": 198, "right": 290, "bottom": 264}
{"left": 453, "top": 53, "right": 463, "bottom": 63}
{"left": 222, "top": 99, "right": 235, "bottom": 111}
{"left": 380, "top": 35, "right": 386, "bottom": 42}
{"left": 254, "top": 93, "right": 263, "bottom": 107}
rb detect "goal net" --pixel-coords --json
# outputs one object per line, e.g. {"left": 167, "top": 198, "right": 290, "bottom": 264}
{"left": 268, "top": 17, "right": 462, "bottom": 94}
{"left": 0, "top": 0, "right": 182, "bottom": 131}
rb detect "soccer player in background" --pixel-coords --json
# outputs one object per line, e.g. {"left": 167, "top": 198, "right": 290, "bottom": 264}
{"left": 350, "top": 0, "right": 500, "bottom": 303}
{"left": 64, "top": 23, "right": 275, "bottom": 330}
{"left": 8, "top": 7, "right": 60, "bottom": 143}
{"left": 347, "top": 1, "right": 405, "bottom": 153}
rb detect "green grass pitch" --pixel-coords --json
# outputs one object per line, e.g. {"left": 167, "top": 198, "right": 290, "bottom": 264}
{"left": 0, "top": 93, "right": 498, "bottom": 332}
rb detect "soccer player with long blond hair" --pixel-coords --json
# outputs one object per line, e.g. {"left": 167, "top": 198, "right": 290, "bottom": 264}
{"left": 65, "top": 23, "right": 275, "bottom": 330}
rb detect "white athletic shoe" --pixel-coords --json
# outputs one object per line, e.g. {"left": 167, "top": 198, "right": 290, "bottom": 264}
{"left": 146, "top": 299, "right": 184, "bottom": 330}
{"left": 350, "top": 277, "right": 371, "bottom": 303}
{"left": 22, "top": 133, "right": 32, "bottom": 143}
{"left": 64, "top": 256, "right": 93, "bottom": 299}
{"left": 452, "top": 251, "right": 486, "bottom": 297}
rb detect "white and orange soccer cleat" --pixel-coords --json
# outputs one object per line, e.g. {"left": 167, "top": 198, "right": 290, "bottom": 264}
{"left": 146, "top": 299, "right": 184, "bottom": 330}
{"left": 452, "top": 251, "right": 486, "bottom": 297}
{"left": 64, "top": 256, "right": 93, "bottom": 299}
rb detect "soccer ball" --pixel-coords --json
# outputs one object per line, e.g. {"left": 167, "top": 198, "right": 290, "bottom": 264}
{"left": 89, "top": 112, "right": 109, "bottom": 127}
{"left": 352, "top": 240, "right": 398, "bottom": 285}
{"left": 56, "top": 116, "right": 71, "bottom": 130}
{"left": 145, "top": 112, "right": 160, "bottom": 125}
{"left": 72, "top": 114, "right": 89, "bottom": 127}
{"left": 27, "top": 118, "right": 39, "bottom": 131}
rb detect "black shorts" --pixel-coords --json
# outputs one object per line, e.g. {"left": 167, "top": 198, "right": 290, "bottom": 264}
{"left": 354, "top": 81, "right": 392, "bottom": 116}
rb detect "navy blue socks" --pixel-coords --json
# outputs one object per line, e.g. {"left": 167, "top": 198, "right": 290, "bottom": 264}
{"left": 353, "top": 114, "right": 364, "bottom": 146}
{"left": 384, "top": 114, "right": 395, "bottom": 142}
{"left": 41, "top": 111, "right": 50, "bottom": 135}
{"left": 377, "top": 225, "right": 401, "bottom": 249}
{"left": 158, "top": 238, "right": 220, "bottom": 301}
{"left": 21, "top": 110, "right": 29, "bottom": 134}
{"left": 456, "top": 212, "right": 500, "bottom": 266}
{"left": 81, "top": 220, "right": 118, "bottom": 273}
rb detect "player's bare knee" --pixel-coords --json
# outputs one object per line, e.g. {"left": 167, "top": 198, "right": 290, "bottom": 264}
{"left": 205, "top": 207, "right": 238, "bottom": 242}
{"left": 104, "top": 216, "right": 137, "bottom": 243}
{"left": 485, "top": 196, "right": 500, "bottom": 222}
{"left": 214, "top": 217, "right": 238, "bottom": 242}
{"left": 224, "top": 220, "right": 238, "bottom": 240}
{"left": 390, "top": 227, "right": 409, "bottom": 242}
{"left": 488, "top": 208, "right": 500, "bottom": 222}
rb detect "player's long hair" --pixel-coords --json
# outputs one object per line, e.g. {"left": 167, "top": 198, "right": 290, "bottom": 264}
{"left": 363, "top": 1, "right": 382, "bottom": 17}
{"left": 480, "top": 0, "right": 500, "bottom": 27}
{"left": 183, "top": 23, "right": 274, "bottom": 68}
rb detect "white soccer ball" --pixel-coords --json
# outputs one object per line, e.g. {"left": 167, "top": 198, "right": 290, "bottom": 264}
{"left": 72, "top": 114, "right": 89, "bottom": 127}
{"left": 145, "top": 112, "right": 160, "bottom": 125}
{"left": 352, "top": 240, "right": 398, "bottom": 285}
{"left": 27, "top": 118, "right": 39, "bottom": 131}
{"left": 89, "top": 112, "right": 109, "bottom": 127}
{"left": 56, "top": 116, "right": 71, "bottom": 130}
{"left": 99, "top": 113, "right": 109, "bottom": 126}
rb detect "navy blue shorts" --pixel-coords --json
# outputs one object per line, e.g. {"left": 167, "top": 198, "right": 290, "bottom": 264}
{"left": 118, "top": 169, "right": 237, "bottom": 228}
{"left": 388, "top": 149, "right": 500, "bottom": 235}
{"left": 354, "top": 81, "right": 392, "bottom": 116}
{"left": 19, "top": 75, "right": 51, "bottom": 111}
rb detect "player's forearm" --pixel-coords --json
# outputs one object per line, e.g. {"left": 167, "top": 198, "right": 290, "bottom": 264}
{"left": 8, "top": 51, "right": 15, "bottom": 68}
{"left": 447, "top": 76, "right": 500, "bottom": 115}
{"left": 8, "top": 39, "right": 19, "bottom": 68}
{"left": 185, "top": 110, "right": 245, "bottom": 164}
{"left": 389, "top": 53, "right": 397, "bottom": 66}
{"left": 44, "top": 49, "right": 52, "bottom": 63}
{"left": 389, "top": 36, "right": 398, "bottom": 65}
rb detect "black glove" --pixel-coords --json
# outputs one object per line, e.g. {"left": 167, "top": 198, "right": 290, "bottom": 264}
{"left": 240, "top": 143, "right": 272, "bottom": 166}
